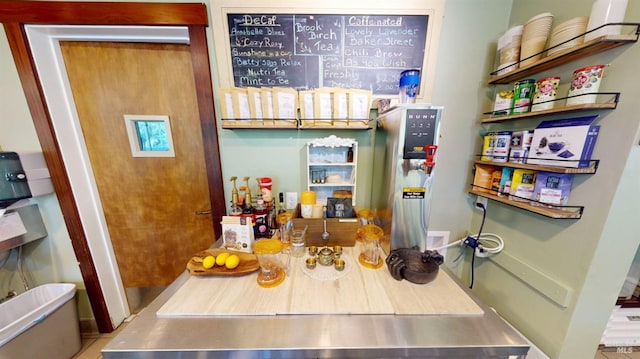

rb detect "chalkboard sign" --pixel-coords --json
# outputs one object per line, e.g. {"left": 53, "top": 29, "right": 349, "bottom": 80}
{"left": 227, "top": 14, "right": 428, "bottom": 95}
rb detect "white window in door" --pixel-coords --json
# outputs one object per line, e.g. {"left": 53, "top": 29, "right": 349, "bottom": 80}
{"left": 124, "top": 114, "right": 175, "bottom": 157}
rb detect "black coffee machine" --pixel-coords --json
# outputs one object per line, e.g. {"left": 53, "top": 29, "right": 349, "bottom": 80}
{"left": 0, "top": 152, "right": 32, "bottom": 209}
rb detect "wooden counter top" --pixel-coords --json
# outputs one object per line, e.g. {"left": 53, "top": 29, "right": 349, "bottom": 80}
{"left": 157, "top": 247, "right": 482, "bottom": 317}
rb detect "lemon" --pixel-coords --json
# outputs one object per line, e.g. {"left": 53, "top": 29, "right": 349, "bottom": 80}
{"left": 215, "top": 252, "right": 230, "bottom": 266}
{"left": 225, "top": 254, "right": 240, "bottom": 270}
{"left": 202, "top": 255, "right": 215, "bottom": 269}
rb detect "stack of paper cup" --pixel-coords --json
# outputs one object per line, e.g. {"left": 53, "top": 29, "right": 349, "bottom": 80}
{"left": 585, "top": 0, "right": 629, "bottom": 42}
{"left": 497, "top": 25, "right": 523, "bottom": 75}
{"left": 300, "top": 190, "right": 316, "bottom": 219}
{"left": 520, "top": 13, "right": 554, "bottom": 67}
{"left": 547, "top": 17, "right": 589, "bottom": 55}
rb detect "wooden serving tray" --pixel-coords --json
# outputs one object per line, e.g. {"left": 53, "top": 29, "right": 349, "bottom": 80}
{"left": 187, "top": 248, "right": 259, "bottom": 276}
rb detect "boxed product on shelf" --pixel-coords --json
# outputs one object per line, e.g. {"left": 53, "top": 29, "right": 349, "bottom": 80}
{"left": 509, "top": 168, "right": 537, "bottom": 201}
{"left": 526, "top": 115, "right": 600, "bottom": 168}
{"left": 492, "top": 90, "right": 513, "bottom": 116}
{"left": 498, "top": 167, "right": 515, "bottom": 196}
{"left": 508, "top": 130, "right": 534, "bottom": 164}
{"left": 472, "top": 164, "right": 500, "bottom": 193}
{"left": 531, "top": 172, "right": 574, "bottom": 207}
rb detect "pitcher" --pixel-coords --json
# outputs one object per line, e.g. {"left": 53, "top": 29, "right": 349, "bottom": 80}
{"left": 358, "top": 231, "right": 383, "bottom": 269}
{"left": 253, "top": 239, "right": 290, "bottom": 288}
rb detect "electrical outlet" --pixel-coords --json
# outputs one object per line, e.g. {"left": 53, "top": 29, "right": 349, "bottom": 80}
{"left": 475, "top": 196, "right": 488, "bottom": 209}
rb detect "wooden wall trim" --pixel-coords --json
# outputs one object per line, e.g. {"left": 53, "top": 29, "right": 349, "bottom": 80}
{"left": 189, "top": 25, "right": 225, "bottom": 236}
{"left": 0, "top": 1, "right": 222, "bottom": 334}
{"left": 0, "top": 1, "right": 208, "bottom": 25}
{"left": 2, "top": 22, "right": 113, "bottom": 333}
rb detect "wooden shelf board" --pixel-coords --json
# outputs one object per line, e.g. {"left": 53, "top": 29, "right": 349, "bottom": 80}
{"left": 309, "top": 162, "right": 355, "bottom": 166}
{"left": 221, "top": 119, "right": 297, "bottom": 129}
{"left": 474, "top": 160, "right": 598, "bottom": 174}
{"left": 481, "top": 101, "right": 617, "bottom": 123}
{"left": 309, "top": 183, "right": 354, "bottom": 187}
{"left": 488, "top": 33, "right": 639, "bottom": 85}
{"left": 469, "top": 189, "right": 583, "bottom": 219}
{"left": 299, "top": 120, "right": 371, "bottom": 130}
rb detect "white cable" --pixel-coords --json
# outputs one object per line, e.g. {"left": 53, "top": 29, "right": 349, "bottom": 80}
{"left": 467, "top": 232, "right": 505, "bottom": 255}
{"left": 430, "top": 239, "right": 463, "bottom": 251}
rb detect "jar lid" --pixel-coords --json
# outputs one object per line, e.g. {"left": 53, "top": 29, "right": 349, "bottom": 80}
{"left": 253, "top": 239, "right": 283, "bottom": 254}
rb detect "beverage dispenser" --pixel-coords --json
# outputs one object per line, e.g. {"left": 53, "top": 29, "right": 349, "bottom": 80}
{"left": 371, "top": 105, "right": 443, "bottom": 254}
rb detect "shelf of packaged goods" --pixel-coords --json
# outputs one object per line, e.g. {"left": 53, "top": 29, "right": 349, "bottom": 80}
{"left": 221, "top": 119, "right": 298, "bottom": 129}
{"left": 469, "top": 189, "right": 583, "bottom": 219}
{"left": 481, "top": 93, "right": 619, "bottom": 123}
{"left": 473, "top": 160, "right": 599, "bottom": 174}
{"left": 488, "top": 25, "right": 640, "bottom": 85}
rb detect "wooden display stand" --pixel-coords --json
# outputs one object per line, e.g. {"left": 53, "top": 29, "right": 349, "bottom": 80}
{"left": 292, "top": 217, "right": 359, "bottom": 247}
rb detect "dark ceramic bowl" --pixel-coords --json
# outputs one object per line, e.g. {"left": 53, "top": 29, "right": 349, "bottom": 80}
{"left": 385, "top": 246, "right": 444, "bottom": 285}
{"left": 548, "top": 142, "right": 565, "bottom": 152}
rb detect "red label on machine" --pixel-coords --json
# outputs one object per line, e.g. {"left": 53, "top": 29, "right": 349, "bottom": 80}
{"left": 402, "top": 187, "right": 425, "bottom": 199}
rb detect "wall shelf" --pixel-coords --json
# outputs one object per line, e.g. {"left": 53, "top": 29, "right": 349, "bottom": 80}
{"left": 221, "top": 119, "right": 297, "bottom": 129}
{"left": 469, "top": 189, "right": 583, "bottom": 219}
{"left": 221, "top": 118, "right": 372, "bottom": 130}
{"left": 473, "top": 159, "right": 599, "bottom": 174}
{"left": 481, "top": 93, "right": 619, "bottom": 123}
{"left": 488, "top": 24, "right": 640, "bottom": 84}
{"left": 307, "top": 136, "right": 358, "bottom": 205}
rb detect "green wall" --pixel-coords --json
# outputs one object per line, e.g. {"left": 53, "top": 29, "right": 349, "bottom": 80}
{"left": 5, "top": 2, "right": 638, "bottom": 357}
{"left": 468, "top": 1, "right": 640, "bottom": 358}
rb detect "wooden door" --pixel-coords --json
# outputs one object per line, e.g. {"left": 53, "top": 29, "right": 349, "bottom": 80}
{"left": 60, "top": 41, "right": 216, "bottom": 287}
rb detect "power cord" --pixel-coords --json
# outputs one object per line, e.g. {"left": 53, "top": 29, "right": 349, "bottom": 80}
{"left": 467, "top": 203, "right": 486, "bottom": 289}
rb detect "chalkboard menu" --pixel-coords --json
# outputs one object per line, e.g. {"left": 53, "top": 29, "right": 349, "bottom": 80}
{"left": 227, "top": 14, "right": 428, "bottom": 95}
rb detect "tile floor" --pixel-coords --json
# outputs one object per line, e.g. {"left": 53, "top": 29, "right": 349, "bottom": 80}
{"left": 72, "top": 321, "right": 129, "bottom": 359}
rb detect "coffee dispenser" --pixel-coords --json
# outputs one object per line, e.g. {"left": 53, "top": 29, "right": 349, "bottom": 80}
{"left": 371, "top": 105, "right": 443, "bottom": 254}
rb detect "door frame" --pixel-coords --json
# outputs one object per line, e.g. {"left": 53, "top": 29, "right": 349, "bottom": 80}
{"left": 0, "top": 2, "right": 226, "bottom": 332}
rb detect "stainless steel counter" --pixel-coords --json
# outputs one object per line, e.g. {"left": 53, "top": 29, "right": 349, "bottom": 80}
{"left": 102, "top": 266, "right": 529, "bottom": 358}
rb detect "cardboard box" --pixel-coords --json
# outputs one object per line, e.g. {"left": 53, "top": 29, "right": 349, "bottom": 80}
{"left": 526, "top": 115, "right": 600, "bottom": 168}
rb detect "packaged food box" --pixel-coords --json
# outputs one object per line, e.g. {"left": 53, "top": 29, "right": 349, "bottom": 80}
{"left": 531, "top": 172, "right": 573, "bottom": 207}
{"left": 509, "top": 169, "right": 537, "bottom": 201}
{"left": 526, "top": 115, "right": 600, "bottom": 168}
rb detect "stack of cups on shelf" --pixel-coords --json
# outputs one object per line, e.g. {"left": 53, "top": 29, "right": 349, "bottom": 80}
{"left": 496, "top": 25, "right": 523, "bottom": 75}
{"left": 585, "top": 0, "right": 629, "bottom": 42}
{"left": 300, "top": 190, "right": 316, "bottom": 219}
{"left": 547, "top": 16, "right": 589, "bottom": 56}
{"left": 520, "top": 12, "right": 554, "bottom": 67}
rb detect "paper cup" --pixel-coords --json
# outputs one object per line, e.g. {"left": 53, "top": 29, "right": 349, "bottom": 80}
{"left": 566, "top": 65, "right": 605, "bottom": 106}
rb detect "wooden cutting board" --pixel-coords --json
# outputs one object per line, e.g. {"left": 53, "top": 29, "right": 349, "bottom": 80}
{"left": 157, "top": 247, "right": 483, "bottom": 317}
{"left": 186, "top": 248, "right": 259, "bottom": 276}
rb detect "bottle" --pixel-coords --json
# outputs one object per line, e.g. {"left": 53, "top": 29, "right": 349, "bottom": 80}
{"left": 254, "top": 194, "right": 269, "bottom": 238}
{"left": 241, "top": 182, "right": 256, "bottom": 231}
{"left": 278, "top": 192, "right": 286, "bottom": 214}
{"left": 347, "top": 146, "right": 354, "bottom": 163}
